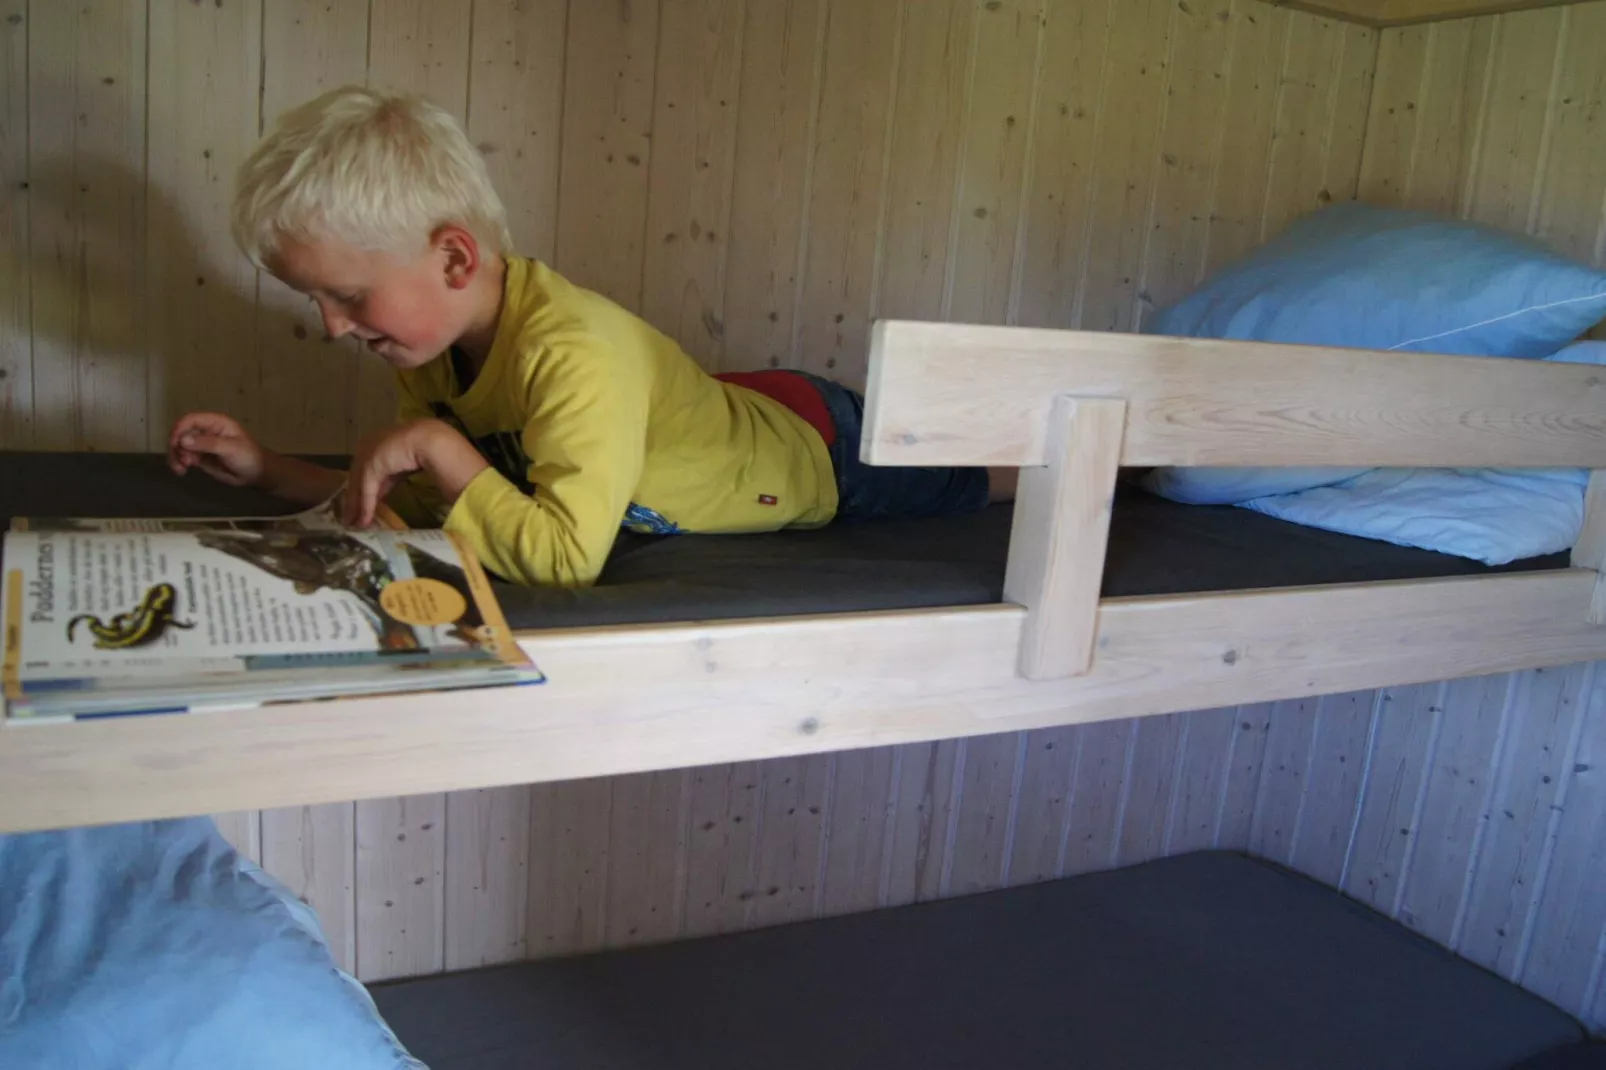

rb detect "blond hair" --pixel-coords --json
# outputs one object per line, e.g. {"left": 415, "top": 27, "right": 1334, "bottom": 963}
{"left": 232, "top": 86, "right": 512, "bottom": 268}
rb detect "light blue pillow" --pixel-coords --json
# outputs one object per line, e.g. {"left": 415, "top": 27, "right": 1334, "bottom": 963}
{"left": 1142, "top": 201, "right": 1606, "bottom": 506}
{"left": 1239, "top": 341, "right": 1606, "bottom": 565}
{"left": 0, "top": 818, "right": 424, "bottom": 1070}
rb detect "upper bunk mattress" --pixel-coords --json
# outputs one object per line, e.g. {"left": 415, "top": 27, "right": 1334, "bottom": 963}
{"left": 0, "top": 452, "right": 1569, "bottom": 629}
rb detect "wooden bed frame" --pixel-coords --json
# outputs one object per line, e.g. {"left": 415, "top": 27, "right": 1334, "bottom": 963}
{"left": 4, "top": 321, "right": 1606, "bottom": 835}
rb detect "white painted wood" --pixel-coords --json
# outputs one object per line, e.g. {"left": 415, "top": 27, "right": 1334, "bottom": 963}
{"left": 13, "top": 569, "right": 1606, "bottom": 832}
{"left": 1163, "top": 707, "right": 1240, "bottom": 856}
{"left": 864, "top": 320, "right": 1606, "bottom": 469}
{"left": 1573, "top": 471, "right": 1606, "bottom": 624}
{"left": 1003, "top": 396, "right": 1125, "bottom": 679}
{"left": 1216, "top": 703, "right": 1276, "bottom": 850}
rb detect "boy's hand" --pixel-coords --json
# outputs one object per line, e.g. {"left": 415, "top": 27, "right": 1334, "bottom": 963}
{"left": 345, "top": 419, "right": 490, "bottom": 528}
{"left": 168, "top": 412, "right": 268, "bottom": 488}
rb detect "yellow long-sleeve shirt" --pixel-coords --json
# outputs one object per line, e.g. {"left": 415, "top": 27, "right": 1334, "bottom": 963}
{"left": 391, "top": 256, "right": 838, "bottom": 587}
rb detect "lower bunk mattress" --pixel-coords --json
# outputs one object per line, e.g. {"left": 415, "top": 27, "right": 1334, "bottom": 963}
{"left": 0, "top": 452, "right": 1570, "bottom": 629}
{"left": 368, "top": 851, "right": 1599, "bottom": 1070}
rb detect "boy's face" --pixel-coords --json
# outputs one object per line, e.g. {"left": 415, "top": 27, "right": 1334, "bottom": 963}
{"left": 268, "top": 233, "right": 477, "bottom": 369}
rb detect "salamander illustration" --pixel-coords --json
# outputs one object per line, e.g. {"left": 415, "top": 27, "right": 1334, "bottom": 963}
{"left": 67, "top": 582, "right": 195, "bottom": 650}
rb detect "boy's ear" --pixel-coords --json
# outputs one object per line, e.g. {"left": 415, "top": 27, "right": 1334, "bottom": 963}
{"left": 435, "top": 225, "right": 480, "bottom": 290}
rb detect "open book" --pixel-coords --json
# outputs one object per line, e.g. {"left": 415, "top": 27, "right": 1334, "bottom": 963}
{"left": 1, "top": 494, "right": 544, "bottom": 723}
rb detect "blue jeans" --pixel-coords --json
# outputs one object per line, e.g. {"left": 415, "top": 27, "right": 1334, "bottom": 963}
{"left": 802, "top": 374, "right": 991, "bottom": 522}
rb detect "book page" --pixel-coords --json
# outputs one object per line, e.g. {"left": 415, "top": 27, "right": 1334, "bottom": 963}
{"left": 3, "top": 526, "right": 525, "bottom": 692}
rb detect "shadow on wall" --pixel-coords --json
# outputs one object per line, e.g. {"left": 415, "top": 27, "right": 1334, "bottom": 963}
{"left": 22, "top": 151, "right": 340, "bottom": 453}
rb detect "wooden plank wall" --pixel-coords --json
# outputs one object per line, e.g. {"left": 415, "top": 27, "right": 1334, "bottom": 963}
{"left": 11, "top": 0, "right": 1606, "bottom": 1037}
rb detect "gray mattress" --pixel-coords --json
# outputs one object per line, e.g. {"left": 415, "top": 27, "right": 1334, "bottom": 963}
{"left": 0, "top": 452, "right": 1570, "bottom": 629}
{"left": 368, "top": 851, "right": 1596, "bottom": 1070}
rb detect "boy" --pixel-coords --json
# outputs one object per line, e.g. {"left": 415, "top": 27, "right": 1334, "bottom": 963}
{"left": 170, "top": 87, "right": 1004, "bottom": 588}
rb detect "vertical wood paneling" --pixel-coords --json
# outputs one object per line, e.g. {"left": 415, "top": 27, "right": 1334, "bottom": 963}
{"left": 261, "top": 803, "right": 358, "bottom": 974}
{"left": 1518, "top": 666, "right": 1606, "bottom": 1006}
{"left": 792, "top": 0, "right": 902, "bottom": 386}
{"left": 1457, "top": 665, "right": 1589, "bottom": 977}
{"left": 1462, "top": 8, "right": 1565, "bottom": 234}
{"left": 945, "top": 733, "right": 1023, "bottom": 895}
{"left": 1395, "top": 673, "right": 1512, "bottom": 943}
{"left": 28, "top": 0, "right": 146, "bottom": 451}
{"left": 1287, "top": 690, "right": 1376, "bottom": 887}
{"left": 640, "top": 0, "right": 745, "bottom": 366}
{"left": 945, "top": 0, "right": 1045, "bottom": 326}
{"left": 254, "top": 0, "right": 369, "bottom": 455}
{"left": 743, "top": 754, "right": 830, "bottom": 927}
{"left": 818, "top": 746, "right": 898, "bottom": 916}
{"left": 1115, "top": 713, "right": 1183, "bottom": 867}
{"left": 603, "top": 770, "right": 689, "bottom": 947}
{"left": 874, "top": 0, "right": 975, "bottom": 323}
{"left": 525, "top": 778, "right": 610, "bottom": 958}
{"left": 1531, "top": 3, "right": 1606, "bottom": 263}
{"left": 1060, "top": 719, "right": 1131, "bottom": 875}
{"left": 1216, "top": 702, "right": 1274, "bottom": 849}
{"left": 1200, "top": 2, "right": 1292, "bottom": 275}
{"left": 468, "top": 0, "right": 567, "bottom": 260}
{"left": 719, "top": 0, "right": 825, "bottom": 372}
{"left": 882, "top": 739, "right": 962, "bottom": 905}
{"left": 1248, "top": 697, "right": 1318, "bottom": 865}
{"left": 1, "top": 0, "right": 30, "bottom": 448}
{"left": 1073, "top": 0, "right": 1172, "bottom": 333}
{"left": 1006, "top": 726, "right": 1080, "bottom": 884}
{"left": 1341, "top": 682, "right": 1444, "bottom": 914}
{"left": 146, "top": 0, "right": 263, "bottom": 446}
{"left": 211, "top": 810, "right": 262, "bottom": 865}
{"left": 1163, "top": 708, "right": 1240, "bottom": 855}
{"left": 1012, "top": 0, "right": 1110, "bottom": 329}
{"left": 680, "top": 761, "right": 764, "bottom": 937}
{"left": 356, "top": 794, "right": 446, "bottom": 982}
{"left": 444, "top": 787, "right": 530, "bottom": 970}
{"left": 553, "top": 0, "right": 659, "bottom": 311}
{"left": 1136, "top": 0, "right": 1233, "bottom": 320}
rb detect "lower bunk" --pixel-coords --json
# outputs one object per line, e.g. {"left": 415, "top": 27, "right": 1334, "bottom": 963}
{"left": 5, "top": 811, "right": 1600, "bottom": 1069}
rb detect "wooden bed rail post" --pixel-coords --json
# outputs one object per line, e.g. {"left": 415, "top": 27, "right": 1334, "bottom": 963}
{"left": 1572, "top": 470, "right": 1606, "bottom": 625}
{"left": 1003, "top": 396, "right": 1127, "bottom": 680}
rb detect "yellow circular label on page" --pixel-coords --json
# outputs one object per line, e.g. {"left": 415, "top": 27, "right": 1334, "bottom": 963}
{"left": 380, "top": 578, "right": 467, "bottom": 627}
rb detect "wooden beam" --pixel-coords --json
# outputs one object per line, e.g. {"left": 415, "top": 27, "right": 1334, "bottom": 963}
{"left": 1571, "top": 469, "right": 1606, "bottom": 624}
{"left": 3, "top": 568, "right": 1605, "bottom": 834}
{"left": 862, "top": 321, "right": 1606, "bottom": 470}
{"left": 1004, "top": 397, "right": 1126, "bottom": 679}
{"left": 1257, "top": 0, "right": 1580, "bottom": 27}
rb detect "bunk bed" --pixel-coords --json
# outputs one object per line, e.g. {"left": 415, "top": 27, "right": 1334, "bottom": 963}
{"left": 3, "top": 321, "right": 1606, "bottom": 835}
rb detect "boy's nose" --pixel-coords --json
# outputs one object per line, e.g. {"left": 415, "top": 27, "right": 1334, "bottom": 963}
{"left": 316, "top": 302, "right": 354, "bottom": 340}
